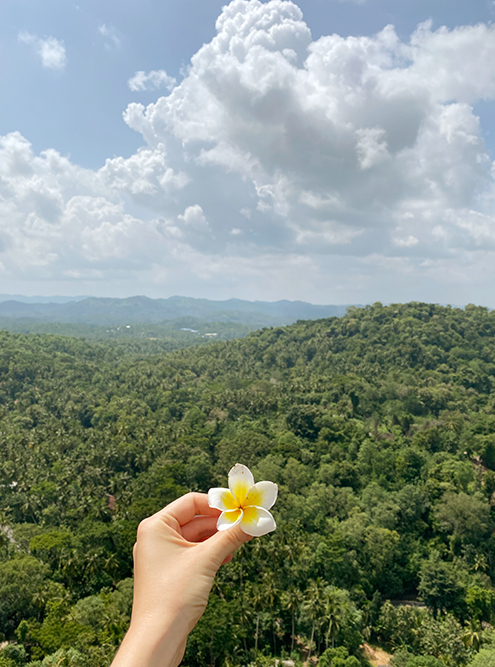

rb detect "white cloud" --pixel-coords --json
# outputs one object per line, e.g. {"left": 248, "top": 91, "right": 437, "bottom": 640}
{"left": 178, "top": 205, "right": 209, "bottom": 228}
{"left": 356, "top": 127, "right": 389, "bottom": 170}
{"left": 18, "top": 32, "right": 67, "bottom": 70}
{"left": 99, "top": 24, "right": 121, "bottom": 49}
{"left": 99, "top": 144, "right": 189, "bottom": 204}
{"left": 294, "top": 222, "right": 363, "bottom": 247}
{"left": 0, "top": 132, "right": 186, "bottom": 278}
{"left": 447, "top": 209, "right": 495, "bottom": 245}
{"left": 128, "top": 70, "right": 177, "bottom": 92}
{"left": 123, "top": 2, "right": 495, "bottom": 247}
{"left": 393, "top": 235, "right": 419, "bottom": 248}
{"left": 6, "top": 1, "right": 495, "bottom": 303}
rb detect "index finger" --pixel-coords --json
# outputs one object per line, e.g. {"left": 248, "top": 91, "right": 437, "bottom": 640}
{"left": 156, "top": 492, "right": 220, "bottom": 526}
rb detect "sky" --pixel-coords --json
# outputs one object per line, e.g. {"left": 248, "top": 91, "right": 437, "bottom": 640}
{"left": 1, "top": 0, "right": 495, "bottom": 305}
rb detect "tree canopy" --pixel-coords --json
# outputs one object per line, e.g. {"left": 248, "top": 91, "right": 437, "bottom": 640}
{"left": 1, "top": 302, "right": 495, "bottom": 665}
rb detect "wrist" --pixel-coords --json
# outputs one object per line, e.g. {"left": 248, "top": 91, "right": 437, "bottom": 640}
{"left": 112, "top": 616, "right": 188, "bottom": 667}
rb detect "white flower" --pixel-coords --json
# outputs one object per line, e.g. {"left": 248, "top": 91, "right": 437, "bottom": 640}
{"left": 208, "top": 463, "right": 278, "bottom": 537}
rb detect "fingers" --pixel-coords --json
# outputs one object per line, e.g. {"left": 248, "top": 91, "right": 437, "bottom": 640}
{"left": 156, "top": 492, "right": 219, "bottom": 526}
{"left": 181, "top": 515, "right": 219, "bottom": 543}
{"left": 203, "top": 523, "right": 253, "bottom": 566}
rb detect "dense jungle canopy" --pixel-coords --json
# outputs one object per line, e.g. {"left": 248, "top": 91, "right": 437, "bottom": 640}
{"left": 2, "top": 302, "right": 495, "bottom": 667}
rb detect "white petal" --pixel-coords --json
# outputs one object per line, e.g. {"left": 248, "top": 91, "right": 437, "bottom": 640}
{"left": 245, "top": 481, "right": 278, "bottom": 510}
{"left": 217, "top": 509, "right": 243, "bottom": 531}
{"left": 208, "top": 488, "right": 238, "bottom": 512}
{"left": 228, "top": 463, "right": 255, "bottom": 505}
{"left": 240, "top": 506, "right": 276, "bottom": 537}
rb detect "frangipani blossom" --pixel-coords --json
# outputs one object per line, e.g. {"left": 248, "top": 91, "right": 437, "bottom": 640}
{"left": 208, "top": 464, "right": 278, "bottom": 537}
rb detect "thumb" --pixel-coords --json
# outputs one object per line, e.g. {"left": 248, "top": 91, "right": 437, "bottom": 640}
{"left": 203, "top": 524, "right": 253, "bottom": 567}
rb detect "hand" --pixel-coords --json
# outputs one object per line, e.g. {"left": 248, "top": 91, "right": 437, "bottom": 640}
{"left": 111, "top": 492, "right": 252, "bottom": 667}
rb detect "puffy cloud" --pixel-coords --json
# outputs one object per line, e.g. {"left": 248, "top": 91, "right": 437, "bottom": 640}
{"left": 0, "top": 132, "right": 186, "bottom": 280}
{"left": 392, "top": 235, "right": 419, "bottom": 248}
{"left": 128, "top": 70, "right": 177, "bottom": 92}
{"left": 404, "top": 21, "right": 495, "bottom": 104}
{"left": 5, "top": 1, "right": 495, "bottom": 302}
{"left": 62, "top": 197, "right": 174, "bottom": 266}
{"left": 99, "top": 144, "right": 189, "bottom": 206}
{"left": 18, "top": 32, "right": 67, "bottom": 70}
{"left": 124, "top": 2, "right": 495, "bottom": 262}
{"left": 178, "top": 204, "right": 209, "bottom": 228}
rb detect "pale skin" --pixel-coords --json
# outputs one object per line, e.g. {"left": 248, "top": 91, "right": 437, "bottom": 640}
{"left": 111, "top": 492, "right": 252, "bottom": 667}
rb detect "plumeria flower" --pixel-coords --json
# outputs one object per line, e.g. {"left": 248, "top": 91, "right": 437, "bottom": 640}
{"left": 208, "top": 463, "right": 278, "bottom": 537}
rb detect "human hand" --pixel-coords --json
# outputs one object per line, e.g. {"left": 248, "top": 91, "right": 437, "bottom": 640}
{"left": 111, "top": 492, "right": 252, "bottom": 667}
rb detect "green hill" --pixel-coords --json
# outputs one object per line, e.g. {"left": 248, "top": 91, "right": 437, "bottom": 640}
{"left": 0, "top": 295, "right": 350, "bottom": 327}
{"left": 1, "top": 302, "right": 495, "bottom": 666}
{"left": 0, "top": 315, "right": 256, "bottom": 345}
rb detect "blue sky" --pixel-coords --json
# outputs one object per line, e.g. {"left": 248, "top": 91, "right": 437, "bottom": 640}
{"left": 1, "top": 0, "right": 495, "bottom": 304}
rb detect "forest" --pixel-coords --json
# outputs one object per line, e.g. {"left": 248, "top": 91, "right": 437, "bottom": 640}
{"left": 1, "top": 302, "right": 495, "bottom": 667}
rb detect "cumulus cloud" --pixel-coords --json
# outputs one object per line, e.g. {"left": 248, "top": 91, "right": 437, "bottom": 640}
{"left": 124, "top": 4, "right": 495, "bottom": 241}
{"left": 18, "top": 32, "right": 67, "bottom": 70}
{"left": 0, "top": 132, "right": 186, "bottom": 280}
{"left": 128, "top": 70, "right": 177, "bottom": 92}
{"left": 6, "top": 1, "right": 495, "bottom": 302}
{"left": 99, "top": 144, "right": 189, "bottom": 205}
{"left": 179, "top": 204, "right": 209, "bottom": 228}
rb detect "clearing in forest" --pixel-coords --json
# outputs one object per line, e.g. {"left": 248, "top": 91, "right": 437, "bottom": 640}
{"left": 362, "top": 643, "right": 393, "bottom": 667}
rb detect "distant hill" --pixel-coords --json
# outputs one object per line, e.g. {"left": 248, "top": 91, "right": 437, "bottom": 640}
{"left": 0, "top": 316, "right": 256, "bottom": 347}
{"left": 0, "top": 295, "right": 351, "bottom": 328}
{"left": 0, "top": 294, "right": 86, "bottom": 304}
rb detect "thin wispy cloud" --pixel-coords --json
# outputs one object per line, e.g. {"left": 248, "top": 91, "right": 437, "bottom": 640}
{"left": 18, "top": 31, "right": 67, "bottom": 70}
{"left": 99, "top": 24, "right": 121, "bottom": 49}
{"left": 128, "top": 69, "right": 177, "bottom": 92}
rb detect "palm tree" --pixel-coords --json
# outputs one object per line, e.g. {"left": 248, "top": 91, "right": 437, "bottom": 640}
{"left": 250, "top": 584, "right": 265, "bottom": 658}
{"left": 103, "top": 552, "right": 120, "bottom": 579}
{"left": 302, "top": 579, "right": 326, "bottom": 662}
{"left": 462, "top": 619, "right": 482, "bottom": 651}
{"left": 261, "top": 573, "right": 279, "bottom": 656}
{"left": 282, "top": 585, "right": 303, "bottom": 654}
{"left": 237, "top": 593, "right": 253, "bottom": 658}
{"left": 60, "top": 547, "right": 81, "bottom": 586}
{"left": 85, "top": 550, "right": 103, "bottom": 576}
{"left": 323, "top": 587, "right": 343, "bottom": 650}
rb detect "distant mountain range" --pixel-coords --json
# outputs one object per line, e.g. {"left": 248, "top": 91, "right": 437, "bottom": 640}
{"left": 0, "top": 295, "right": 351, "bottom": 327}
{"left": 0, "top": 295, "right": 86, "bottom": 304}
